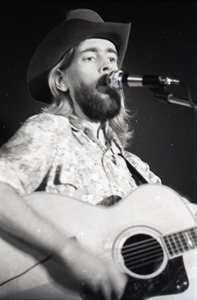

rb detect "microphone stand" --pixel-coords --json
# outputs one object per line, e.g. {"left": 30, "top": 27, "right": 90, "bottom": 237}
{"left": 153, "top": 91, "right": 193, "bottom": 108}
{"left": 167, "top": 94, "right": 195, "bottom": 108}
{"left": 151, "top": 83, "right": 197, "bottom": 113}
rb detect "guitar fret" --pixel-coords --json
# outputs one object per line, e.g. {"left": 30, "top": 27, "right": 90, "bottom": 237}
{"left": 173, "top": 233, "right": 184, "bottom": 253}
{"left": 194, "top": 227, "right": 197, "bottom": 238}
{"left": 163, "top": 236, "right": 172, "bottom": 255}
{"left": 178, "top": 232, "right": 187, "bottom": 251}
{"left": 190, "top": 228, "right": 197, "bottom": 246}
{"left": 186, "top": 230, "right": 195, "bottom": 249}
{"left": 170, "top": 235, "right": 179, "bottom": 254}
{"left": 171, "top": 234, "right": 180, "bottom": 254}
{"left": 164, "top": 236, "right": 176, "bottom": 256}
{"left": 164, "top": 227, "right": 197, "bottom": 257}
{"left": 179, "top": 232, "right": 189, "bottom": 251}
{"left": 182, "top": 231, "right": 193, "bottom": 250}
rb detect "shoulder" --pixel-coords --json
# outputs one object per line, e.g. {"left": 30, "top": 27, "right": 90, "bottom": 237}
{"left": 23, "top": 113, "right": 70, "bottom": 131}
{"left": 17, "top": 113, "right": 73, "bottom": 140}
{"left": 1, "top": 114, "right": 72, "bottom": 152}
{"left": 123, "top": 150, "right": 161, "bottom": 184}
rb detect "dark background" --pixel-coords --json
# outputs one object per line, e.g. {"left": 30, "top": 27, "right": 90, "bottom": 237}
{"left": 0, "top": 0, "right": 196, "bottom": 202}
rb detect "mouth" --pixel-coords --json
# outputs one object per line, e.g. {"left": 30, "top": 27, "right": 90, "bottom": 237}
{"left": 96, "top": 75, "right": 110, "bottom": 94}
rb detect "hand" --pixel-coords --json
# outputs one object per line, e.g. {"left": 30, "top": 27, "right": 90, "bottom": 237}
{"left": 52, "top": 239, "right": 128, "bottom": 300}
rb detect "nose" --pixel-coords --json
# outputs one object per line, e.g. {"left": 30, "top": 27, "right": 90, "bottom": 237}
{"left": 99, "top": 60, "right": 114, "bottom": 74}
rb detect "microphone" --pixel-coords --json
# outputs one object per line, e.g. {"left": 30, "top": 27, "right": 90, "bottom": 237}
{"left": 106, "top": 70, "right": 180, "bottom": 89}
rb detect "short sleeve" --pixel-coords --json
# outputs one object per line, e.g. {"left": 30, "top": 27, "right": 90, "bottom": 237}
{"left": 0, "top": 114, "right": 58, "bottom": 195}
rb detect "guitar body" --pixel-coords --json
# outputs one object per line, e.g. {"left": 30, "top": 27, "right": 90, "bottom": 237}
{"left": 0, "top": 184, "right": 197, "bottom": 299}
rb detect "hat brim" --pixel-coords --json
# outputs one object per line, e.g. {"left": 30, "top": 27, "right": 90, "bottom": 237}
{"left": 27, "top": 19, "right": 131, "bottom": 103}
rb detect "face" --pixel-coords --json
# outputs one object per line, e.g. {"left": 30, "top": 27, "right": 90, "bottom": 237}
{"left": 61, "top": 38, "right": 122, "bottom": 122}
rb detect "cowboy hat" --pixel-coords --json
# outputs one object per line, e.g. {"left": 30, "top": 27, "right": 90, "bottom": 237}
{"left": 27, "top": 8, "right": 131, "bottom": 103}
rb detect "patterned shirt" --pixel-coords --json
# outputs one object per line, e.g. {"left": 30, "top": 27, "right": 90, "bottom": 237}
{"left": 0, "top": 113, "right": 161, "bottom": 205}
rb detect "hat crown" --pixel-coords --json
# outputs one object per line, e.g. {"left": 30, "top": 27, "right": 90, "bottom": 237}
{"left": 65, "top": 9, "right": 104, "bottom": 23}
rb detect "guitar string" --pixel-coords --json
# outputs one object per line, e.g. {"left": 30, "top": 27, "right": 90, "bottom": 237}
{"left": 172, "top": 234, "right": 185, "bottom": 252}
{"left": 125, "top": 256, "right": 163, "bottom": 271}
{"left": 166, "top": 230, "right": 197, "bottom": 253}
{"left": 122, "top": 244, "right": 161, "bottom": 257}
{"left": 122, "top": 246, "right": 163, "bottom": 268}
{"left": 120, "top": 230, "right": 197, "bottom": 269}
{"left": 122, "top": 237, "right": 155, "bottom": 250}
{"left": 122, "top": 243, "right": 197, "bottom": 271}
{"left": 121, "top": 232, "right": 196, "bottom": 251}
{"left": 124, "top": 249, "right": 163, "bottom": 268}
{"left": 123, "top": 245, "right": 162, "bottom": 260}
{"left": 121, "top": 229, "right": 197, "bottom": 255}
{"left": 165, "top": 233, "right": 195, "bottom": 252}
{"left": 122, "top": 236, "right": 197, "bottom": 263}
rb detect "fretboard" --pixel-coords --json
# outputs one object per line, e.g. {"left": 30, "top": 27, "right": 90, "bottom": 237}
{"left": 163, "top": 227, "right": 197, "bottom": 257}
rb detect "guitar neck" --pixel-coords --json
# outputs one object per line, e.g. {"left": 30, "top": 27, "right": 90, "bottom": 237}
{"left": 164, "top": 226, "right": 197, "bottom": 257}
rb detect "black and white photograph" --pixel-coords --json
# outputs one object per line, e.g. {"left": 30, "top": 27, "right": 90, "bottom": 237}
{"left": 0, "top": 1, "right": 197, "bottom": 299}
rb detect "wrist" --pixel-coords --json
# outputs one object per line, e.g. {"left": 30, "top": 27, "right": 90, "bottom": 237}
{"left": 53, "top": 236, "right": 78, "bottom": 263}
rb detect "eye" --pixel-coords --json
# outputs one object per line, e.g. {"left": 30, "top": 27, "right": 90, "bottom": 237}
{"left": 108, "top": 56, "right": 118, "bottom": 63}
{"left": 83, "top": 56, "right": 96, "bottom": 62}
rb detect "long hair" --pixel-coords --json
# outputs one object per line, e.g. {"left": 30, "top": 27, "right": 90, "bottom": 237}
{"left": 43, "top": 45, "right": 133, "bottom": 148}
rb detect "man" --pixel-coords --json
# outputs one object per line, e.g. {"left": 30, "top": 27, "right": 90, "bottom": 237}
{"left": 0, "top": 8, "right": 196, "bottom": 300}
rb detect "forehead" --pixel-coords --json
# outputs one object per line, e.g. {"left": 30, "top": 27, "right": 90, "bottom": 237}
{"left": 78, "top": 38, "right": 117, "bottom": 54}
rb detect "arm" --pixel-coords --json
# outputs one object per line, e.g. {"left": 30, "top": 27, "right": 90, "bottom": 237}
{"left": 0, "top": 181, "right": 66, "bottom": 256}
{"left": 0, "top": 183, "right": 127, "bottom": 299}
{"left": 0, "top": 115, "right": 127, "bottom": 299}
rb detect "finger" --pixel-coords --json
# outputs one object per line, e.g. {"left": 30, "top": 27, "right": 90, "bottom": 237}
{"left": 111, "top": 273, "right": 128, "bottom": 300}
{"left": 101, "top": 282, "right": 112, "bottom": 300}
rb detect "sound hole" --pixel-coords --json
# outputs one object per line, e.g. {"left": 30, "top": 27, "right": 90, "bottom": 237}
{"left": 121, "top": 234, "right": 164, "bottom": 276}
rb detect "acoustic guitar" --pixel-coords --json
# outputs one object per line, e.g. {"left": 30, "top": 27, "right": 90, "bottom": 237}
{"left": 0, "top": 184, "right": 197, "bottom": 299}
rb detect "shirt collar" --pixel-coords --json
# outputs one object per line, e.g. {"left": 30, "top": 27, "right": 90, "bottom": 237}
{"left": 68, "top": 115, "right": 123, "bottom": 154}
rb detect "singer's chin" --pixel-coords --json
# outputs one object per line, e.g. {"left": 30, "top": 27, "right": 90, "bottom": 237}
{"left": 74, "top": 83, "right": 121, "bottom": 122}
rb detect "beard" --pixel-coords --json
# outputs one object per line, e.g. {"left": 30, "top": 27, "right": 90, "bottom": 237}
{"left": 73, "top": 82, "right": 122, "bottom": 122}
